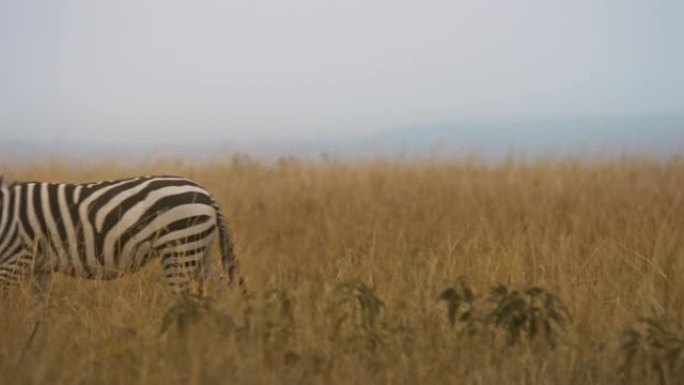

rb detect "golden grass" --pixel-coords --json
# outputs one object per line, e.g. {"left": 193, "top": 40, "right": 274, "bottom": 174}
{"left": 1, "top": 156, "right": 683, "bottom": 384}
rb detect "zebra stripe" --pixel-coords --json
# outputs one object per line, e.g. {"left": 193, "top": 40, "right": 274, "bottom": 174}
{"left": 0, "top": 175, "right": 242, "bottom": 294}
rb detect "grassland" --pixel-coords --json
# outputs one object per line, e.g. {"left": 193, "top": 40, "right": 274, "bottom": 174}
{"left": 1, "top": 156, "right": 683, "bottom": 385}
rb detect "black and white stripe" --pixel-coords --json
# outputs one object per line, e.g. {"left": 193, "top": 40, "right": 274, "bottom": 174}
{"left": 0, "top": 175, "right": 242, "bottom": 294}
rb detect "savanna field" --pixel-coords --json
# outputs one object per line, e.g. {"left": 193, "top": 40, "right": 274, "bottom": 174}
{"left": 1, "top": 156, "right": 684, "bottom": 385}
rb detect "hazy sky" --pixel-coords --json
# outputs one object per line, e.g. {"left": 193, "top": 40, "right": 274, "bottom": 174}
{"left": 1, "top": 0, "right": 683, "bottom": 144}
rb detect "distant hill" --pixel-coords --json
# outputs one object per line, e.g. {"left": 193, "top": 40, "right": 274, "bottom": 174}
{"left": 367, "top": 114, "right": 684, "bottom": 160}
{"left": 1, "top": 114, "right": 682, "bottom": 163}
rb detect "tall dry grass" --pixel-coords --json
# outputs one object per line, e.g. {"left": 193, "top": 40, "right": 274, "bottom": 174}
{"left": 1, "top": 156, "right": 683, "bottom": 384}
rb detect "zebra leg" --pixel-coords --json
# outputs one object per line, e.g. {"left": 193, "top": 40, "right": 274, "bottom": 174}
{"left": 0, "top": 266, "right": 23, "bottom": 296}
{"left": 160, "top": 244, "right": 208, "bottom": 295}
{"left": 29, "top": 241, "right": 54, "bottom": 298}
{"left": 0, "top": 251, "right": 35, "bottom": 296}
{"left": 198, "top": 245, "right": 215, "bottom": 294}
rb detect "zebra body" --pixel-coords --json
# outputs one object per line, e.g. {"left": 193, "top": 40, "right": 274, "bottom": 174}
{"left": 0, "top": 175, "right": 241, "bottom": 293}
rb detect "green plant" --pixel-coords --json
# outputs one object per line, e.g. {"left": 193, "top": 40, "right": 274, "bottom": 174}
{"left": 327, "top": 280, "right": 386, "bottom": 350}
{"left": 487, "top": 284, "right": 569, "bottom": 348}
{"left": 621, "top": 318, "right": 684, "bottom": 385}
{"left": 438, "top": 281, "right": 570, "bottom": 348}
{"left": 438, "top": 277, "right": 480, "bottom": 337}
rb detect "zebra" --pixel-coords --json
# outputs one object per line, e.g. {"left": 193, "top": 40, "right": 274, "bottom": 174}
{"left": 0, "top": 175, "right": 243, "bottom": 295}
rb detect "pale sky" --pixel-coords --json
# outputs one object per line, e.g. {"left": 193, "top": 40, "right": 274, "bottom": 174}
{"left": 1, "top": 0, "right": 683, "bottom": 144}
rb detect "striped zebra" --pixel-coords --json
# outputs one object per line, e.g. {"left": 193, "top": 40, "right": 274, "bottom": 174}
{"left": 0, "top": 175, "right": 242, "bottom": 295}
